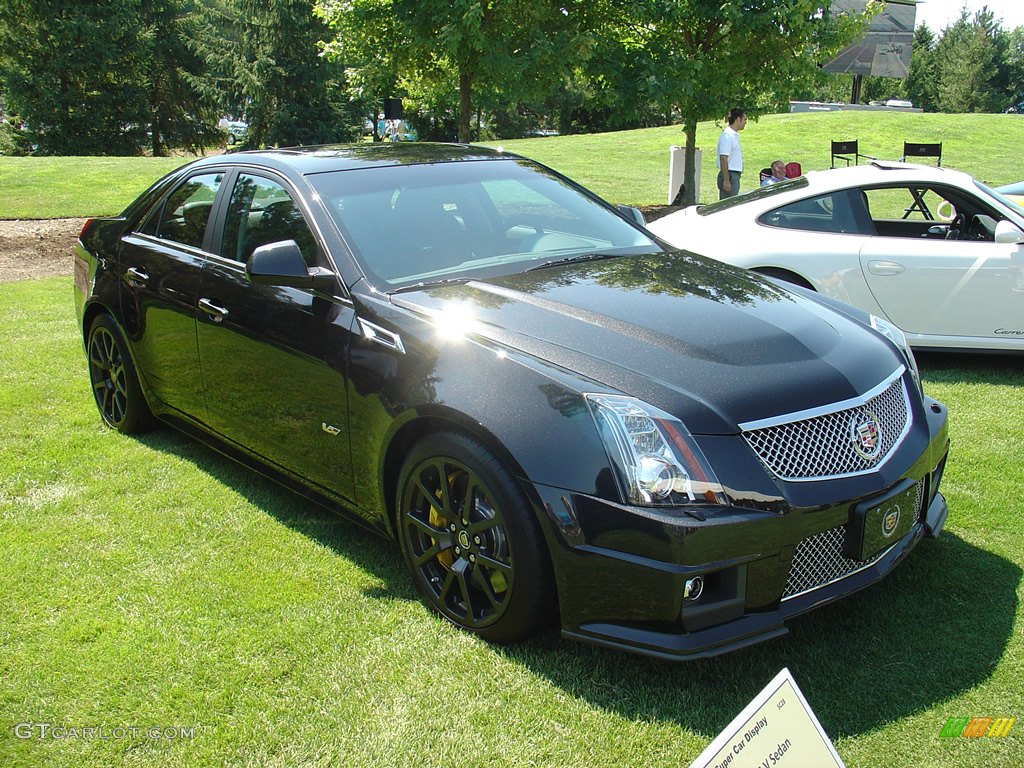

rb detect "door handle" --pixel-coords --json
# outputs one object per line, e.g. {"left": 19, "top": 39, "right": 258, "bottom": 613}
{"left": 198, "top": 298, "right": 229, "bottom": 323}
{"left": 867, "top": 260, "right": 905, "bottom": 276}
{"left": 125, "top": 267, "right": 149, "bottom": 287}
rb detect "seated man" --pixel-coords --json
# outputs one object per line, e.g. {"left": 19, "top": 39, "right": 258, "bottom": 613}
{"left": 761, "top": 160, "right": 787, "bottom": 186}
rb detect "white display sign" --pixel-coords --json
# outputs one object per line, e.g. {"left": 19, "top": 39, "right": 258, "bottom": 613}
{"left": 688, "top": 668, "right": 845, "bottom": 768}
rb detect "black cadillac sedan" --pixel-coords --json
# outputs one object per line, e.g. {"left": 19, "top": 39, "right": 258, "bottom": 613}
{"left": 74, "top": 144, "right": 949, "bottom": 660}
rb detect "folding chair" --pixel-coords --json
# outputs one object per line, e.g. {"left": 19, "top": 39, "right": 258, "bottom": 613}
{"left": 785, "top": 162, "right": 801, "bottom": 178}
{"left": 901, "top": 142, "right": 942, "bottom": 166}
{"left": 830, "top": 140, "right": 873, "bottom": 168}
{"left": 759, "top": 167, "right": 772, "bottom": 185}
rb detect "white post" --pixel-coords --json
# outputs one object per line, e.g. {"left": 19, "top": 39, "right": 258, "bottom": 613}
{"left": 668, "top": 145, "right": 702, "bottom": 205}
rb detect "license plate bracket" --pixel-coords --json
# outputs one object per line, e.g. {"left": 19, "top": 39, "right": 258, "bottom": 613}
{"left": 844, "top": 478, "right": 920, "bottom": 561}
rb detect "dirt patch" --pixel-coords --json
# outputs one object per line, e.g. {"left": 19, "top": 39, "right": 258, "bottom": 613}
{"left": 0, "top": 219, "right": 86, "bottom": 282}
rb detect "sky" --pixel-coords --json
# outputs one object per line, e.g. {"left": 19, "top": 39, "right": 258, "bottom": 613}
{"left": 911, "top": 1, "right": 1024, "bottom": 31}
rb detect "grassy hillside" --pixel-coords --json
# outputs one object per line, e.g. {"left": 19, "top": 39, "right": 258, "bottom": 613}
{"left": 1, "top": 111, "right": 1021, "bottom": 218}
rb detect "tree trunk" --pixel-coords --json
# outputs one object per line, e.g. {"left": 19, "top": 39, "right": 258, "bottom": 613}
{"left": 458, "top": 68, "right": 472, "bottom": 143}
{"left": 683, "top": 119, "right": 699, "bottom": 207}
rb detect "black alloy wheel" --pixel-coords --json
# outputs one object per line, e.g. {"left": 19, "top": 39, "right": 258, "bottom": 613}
{"left": 396, "top": 432, "right": 553, "bottom": 643}
{"left": 87, "top": 315, "right": 153, "bottom": 434}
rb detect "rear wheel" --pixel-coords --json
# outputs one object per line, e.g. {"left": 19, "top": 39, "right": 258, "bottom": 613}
{"left": 87, "top": 314, "right": 153, "bottom": 434}
{"left": 396, "top": 432, "right": 553, "bottom": 643}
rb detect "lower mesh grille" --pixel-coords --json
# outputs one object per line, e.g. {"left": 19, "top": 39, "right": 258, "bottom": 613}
{"left": 782, "top": 480, "right": 924, "bottom": 600}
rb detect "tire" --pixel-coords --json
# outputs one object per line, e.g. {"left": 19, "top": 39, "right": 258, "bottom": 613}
{"left": 86, "top": 314, "right": 154, "bottom": 434}
{"left": 395, "top": 432, "right": 554, "bottom": 643}
{"left": 754, "top": 267, "right": 815, "bottom": 291}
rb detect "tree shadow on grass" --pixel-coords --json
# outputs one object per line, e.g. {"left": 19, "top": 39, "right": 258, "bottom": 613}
{"left": 502, "top": 531, "right": 1020, "bottom": 740}
{"left": 137, "top": 427, "right": 1019, "bottom": 741}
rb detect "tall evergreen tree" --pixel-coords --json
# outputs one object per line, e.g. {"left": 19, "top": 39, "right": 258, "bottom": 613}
{"left": 934, "top": 8, "right": 1000, "bottom": 113}
{"left": 202, "top": 0, "right": 358, "bottom": 148}
{"left": 140, "top": 0, "right": 224, "bottom": 156}
{"left": 0, "top": 0, "right": 149, "bottom": 154}
{"left": 904, "top": 23, "right": 939, "bottom": 112}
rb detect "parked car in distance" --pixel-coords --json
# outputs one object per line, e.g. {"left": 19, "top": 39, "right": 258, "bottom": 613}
{"left": 218, "top": 118, "right": 248, "bottom": 145}
{"left": 75, "top": 144, "right": 949, "bottom": 660}
{"left": 648, "top": 162, "right": 1024, "bottom": 353}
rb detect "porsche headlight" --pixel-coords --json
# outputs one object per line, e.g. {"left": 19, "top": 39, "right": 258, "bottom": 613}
{"left": 585, "top": 394, "right": 726, "bottom": 506}
{"left": 871, "top": 315, "right": 921, "bottom": 393}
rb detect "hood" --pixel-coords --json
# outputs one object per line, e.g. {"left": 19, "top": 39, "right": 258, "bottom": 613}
{"left": 390, "top": 252, "right": 904, "bottom": 434}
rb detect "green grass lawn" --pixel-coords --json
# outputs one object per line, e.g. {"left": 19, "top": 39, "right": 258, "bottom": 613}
{"left": 1, "top": 111, "right": 1022, "bottom": 218}
{"left": 2, "top": 276, "right": 1022, "bottom": 767}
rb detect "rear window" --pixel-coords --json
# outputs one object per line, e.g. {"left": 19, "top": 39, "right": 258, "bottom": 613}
{"left": 697, "top": 177, "right": 808, "bottom": 215}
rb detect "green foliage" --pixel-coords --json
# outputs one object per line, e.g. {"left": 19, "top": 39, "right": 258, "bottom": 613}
{"left": 198, "top": 0, "right": 361, "bottom": 148}
{"left": 0, "top": 0, "right": 150, "bottom": 155}
{"left": 934, "top": 7, "right": 1002, "bottom": 113}
{"left": 588, "top": 0, "right": 873, "bottom": 204}
{"left": 318, "top": 0, "right": 589, "bottom": 142}
{"left": 0, "top": 0, "right": 223, "bottom": 156}
{"left": 138, "top": 0, "right": 224, "bottom": 156}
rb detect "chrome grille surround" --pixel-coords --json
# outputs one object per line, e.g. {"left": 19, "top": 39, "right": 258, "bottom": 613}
{"left": 782, "top": 479, "right": 925, "bottom": 600}
{"left": 739, "top": 367, "right": 911, "bottom": 482}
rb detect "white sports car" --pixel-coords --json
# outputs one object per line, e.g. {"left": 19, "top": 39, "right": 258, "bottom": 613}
{"left": 648, "top": 163, "right": 1024, "bottom": 352}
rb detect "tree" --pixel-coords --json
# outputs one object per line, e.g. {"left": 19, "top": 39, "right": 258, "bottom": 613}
{"left": 139, "top": 0, "right": 224, "bottom": 156}
{"left": 0, "top": 0, "right": 149, "bottom": 154}
{"left": 591, "top": 1, "right": 871, "bottom": 204}
{"left": 904, "top": 22, "right": 939, "bottom": 112}
{"left": 198, "top": 0, "right": 358, "bottom": 148}
{"left": 934, "top": 7, "right": 1001, "bottom": 113}
{"left": 318, "top": 0, "right": 592, "bottom": 142}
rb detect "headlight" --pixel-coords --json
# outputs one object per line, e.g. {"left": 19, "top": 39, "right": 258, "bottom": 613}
{"left": 585, "top": 394, "right": 726, "bottom": 506}
{"left": 871, "top": 315, "right": 921, "bottom": 393}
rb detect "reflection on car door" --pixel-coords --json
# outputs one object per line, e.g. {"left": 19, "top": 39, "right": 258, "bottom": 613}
{"left": 119, "top": 171, "right": 224, "bottom": 418}
{"left": 195, "top": 172, "right": 359, "bottom": 502}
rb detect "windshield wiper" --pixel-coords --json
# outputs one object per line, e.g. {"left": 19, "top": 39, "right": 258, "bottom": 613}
{"left": 525, "top": 252, "right": 626, "bottom": 272}
{"left": 386, "top": 276, "right": 472, "bottom": 295}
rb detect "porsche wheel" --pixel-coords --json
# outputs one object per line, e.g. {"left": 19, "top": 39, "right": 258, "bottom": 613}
{"left": 396, "top": 432, "right": 553, "bottom": 643}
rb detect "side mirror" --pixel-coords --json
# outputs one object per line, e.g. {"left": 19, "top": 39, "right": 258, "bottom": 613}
{"left": 246, "top": 240, "right": 336, "bottom": 290}
{"left": 616, "top": 204, "right": 646, "bottom": 227}
{"left": 994, "top": 219, "right": 1024, "bottom": 245}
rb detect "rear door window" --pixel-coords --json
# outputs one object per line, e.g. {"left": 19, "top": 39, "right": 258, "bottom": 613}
{"left": 140, "top": 173, "right": 223, "bottom": 250}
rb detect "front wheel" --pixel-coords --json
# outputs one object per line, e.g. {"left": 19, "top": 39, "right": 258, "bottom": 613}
{"left": 86, "top": 314, "right": 154, "bottom": 434}
{"left": 396, "top": 432, "right": 553, "bottom": 644}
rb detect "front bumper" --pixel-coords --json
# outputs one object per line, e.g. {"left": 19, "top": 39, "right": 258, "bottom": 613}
{"left": 559, "top": 491, "right": 946, "bottom": 661}
{"left": 534, "top": 396, "right": 950, "bottom": 661}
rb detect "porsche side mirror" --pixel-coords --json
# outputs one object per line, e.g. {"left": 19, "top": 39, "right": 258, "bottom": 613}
{"left": 994, "top": 220, "right": 1024, "bottom": 245}
{"left": 246, "top": 240, "right": 336, "bottom": 290}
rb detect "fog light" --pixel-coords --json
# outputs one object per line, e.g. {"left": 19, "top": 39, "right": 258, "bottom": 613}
{"left": 683, "top": 576, "right": 704, "bottom": 601}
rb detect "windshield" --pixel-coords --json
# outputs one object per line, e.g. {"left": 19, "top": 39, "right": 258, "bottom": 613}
{"left": 976, "top": 179, "right": 1024, "bottom": 217}
{"left": 697, "top": 176, "right": 809, "bottom": 216}
{"left": 307, "top": 158, "right": 657, "bottom": 288}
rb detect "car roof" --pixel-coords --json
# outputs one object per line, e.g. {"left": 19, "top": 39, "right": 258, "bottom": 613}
{"left": 184, "top": 142, "right": 515, "bottom": 176}
{"left": 800, "top": 161, "right": 970, "bottom": 190}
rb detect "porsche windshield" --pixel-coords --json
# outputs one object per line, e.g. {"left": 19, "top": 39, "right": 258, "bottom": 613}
{"left": 308, "top": 158, "right": 656, "bottom": 287}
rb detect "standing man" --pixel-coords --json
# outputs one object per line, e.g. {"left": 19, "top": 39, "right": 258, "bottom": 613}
{"left": 717, "top": 108, "right": 747, "bottom": 199}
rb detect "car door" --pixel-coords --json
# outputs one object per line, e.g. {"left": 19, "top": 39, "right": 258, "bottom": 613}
{"left": 858, "top": 185, "right": 1024, "bottom": 340}
{"left": 195, "top": 171, "right": 359, "bottom": 502}
{"left": 118, "top": 171, "right": 226, "bottom": 417}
